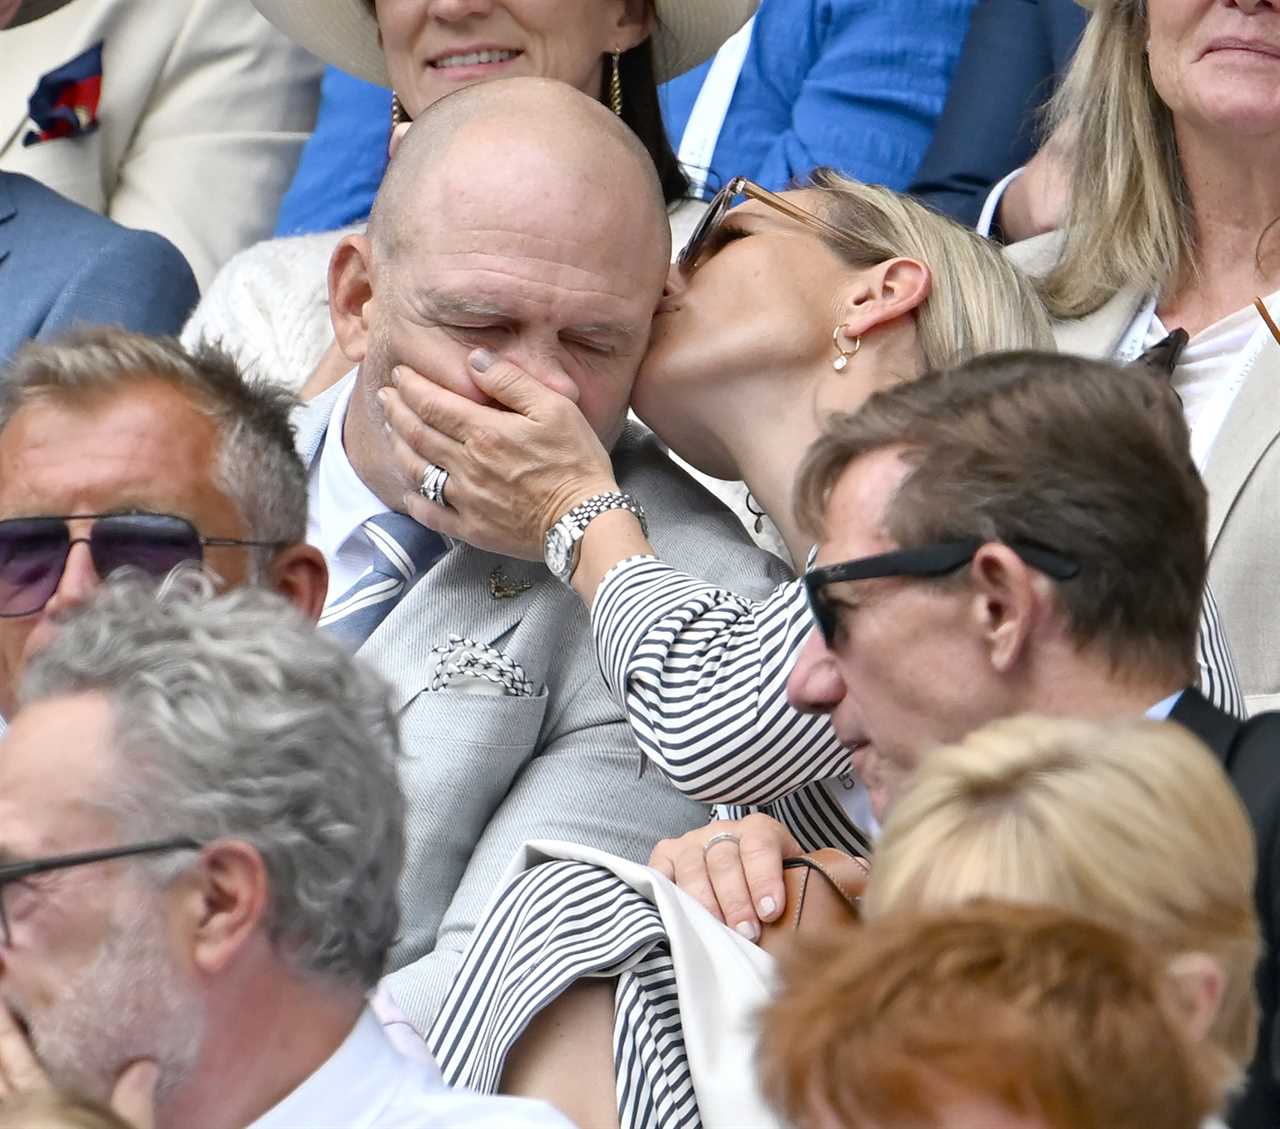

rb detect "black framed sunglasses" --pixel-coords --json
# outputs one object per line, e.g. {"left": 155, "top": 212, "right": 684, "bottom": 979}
{"left": 804, "top": 538, "right": 1081, "bottom": 648}
{"left": 0, "top": 838, "right": 200, "bottom": 946}
{"left": 0, "top": 513, "right": 288, "bottom": 618}
{"left": 677, "top": 175, "right": 850, "bottom": 274}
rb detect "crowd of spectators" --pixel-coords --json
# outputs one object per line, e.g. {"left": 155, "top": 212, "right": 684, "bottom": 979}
{"left": 1, "top": 0, "right": 1279, "bottom": 1127}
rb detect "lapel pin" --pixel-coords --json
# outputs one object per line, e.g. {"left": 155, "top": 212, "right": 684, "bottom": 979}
{"left": 488, "top": 567, "right": 533, "bottom": 600}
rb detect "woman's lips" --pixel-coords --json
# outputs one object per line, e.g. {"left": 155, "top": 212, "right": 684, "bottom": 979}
{"left": 1202, "top": 37, "right": 1280, "bottom": 61}
{"left": 427, "top": 47, "right": 524, "bottom": 77}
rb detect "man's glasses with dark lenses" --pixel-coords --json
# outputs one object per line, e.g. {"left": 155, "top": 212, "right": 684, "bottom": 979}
{"left": 0, "top": 513, "right": 287, "bottom": 618}
{"left": 0, "top": 839, "right": 199, "bottom": 947}
{"left": 677, "top": 175, "right": 850, "bottom": 274}
{"left": 804, "top": 539, "right": 1081, "bottom": 648}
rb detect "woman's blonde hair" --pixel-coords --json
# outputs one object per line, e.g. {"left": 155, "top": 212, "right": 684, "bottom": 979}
{"left": 807, "top": 169, "right": 1055, "bottom": 364}
{"left": 1039, "top": 0, "right": 1192, "bottom": 317}
{"left": 865, "top": 714, "right": 1260, "bottom": 1096}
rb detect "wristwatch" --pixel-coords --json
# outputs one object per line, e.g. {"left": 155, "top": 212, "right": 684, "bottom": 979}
{"left": 544, "top": 492, "right": 648, "bottom": 583}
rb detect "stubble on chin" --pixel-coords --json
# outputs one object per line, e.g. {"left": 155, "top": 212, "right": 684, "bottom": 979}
{"left": 27, "top": 899, "right": 206, "bottom": 1105}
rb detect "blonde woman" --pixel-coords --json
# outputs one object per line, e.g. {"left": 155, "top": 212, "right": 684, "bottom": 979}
{"left": 1008, "top": 0, "right": 1280, "bottom": 714}
{"left": 866, "top": 714, "right": 1261, "bottom": 1126}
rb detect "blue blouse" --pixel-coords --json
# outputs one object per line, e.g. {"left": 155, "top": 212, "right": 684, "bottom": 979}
{"left": 660, "top": 0, "right": 977, "bottom": 194}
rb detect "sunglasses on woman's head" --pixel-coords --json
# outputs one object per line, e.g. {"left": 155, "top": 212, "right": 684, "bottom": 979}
{"left": 677, "top": 175, "right": 851, "bottom": 274}
{"left": 0, "top": 512, "right": 287, "bottom": 618}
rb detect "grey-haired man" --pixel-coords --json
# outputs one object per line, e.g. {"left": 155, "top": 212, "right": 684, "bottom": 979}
{"left": 0, "top": 578, "right": 569, "bottom": 1129}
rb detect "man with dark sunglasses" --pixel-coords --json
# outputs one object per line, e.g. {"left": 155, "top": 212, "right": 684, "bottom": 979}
{"left": 781, "top": 350, "right": 1280, "bottom": 1129}
{"left": 0, "top": 326, "right": 328, "bottom": 724}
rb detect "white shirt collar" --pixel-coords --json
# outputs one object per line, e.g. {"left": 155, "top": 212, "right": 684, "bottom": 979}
{"left": 248, "top": 1007, "right": 438, "bottom": 1129}
{"left": 309, "top": 372, "right": 390, "bottom": 564}
{"left": 1146, "top": 689, "right": 1184, "bottom": 721}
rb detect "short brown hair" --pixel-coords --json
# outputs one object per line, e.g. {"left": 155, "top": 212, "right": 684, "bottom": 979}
{"left": 0, "top": 328, "right": 307, "bottom": 574}
{"left": 759, "top": 902, "right": 1216, "bottom": 1129}
{"left": 795, "top": 350, "right": 1206, "bottom": 682}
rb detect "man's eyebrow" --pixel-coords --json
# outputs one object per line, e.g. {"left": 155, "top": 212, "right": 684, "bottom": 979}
{"left": 420, "top": 293, "right": 510, "bottom": 322}
{"left": 421, "top": 293, "right": 640, "bottom": 345}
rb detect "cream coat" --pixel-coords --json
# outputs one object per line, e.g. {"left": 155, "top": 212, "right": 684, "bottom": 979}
{"left": 1009, "top": 234, "right": 1280, "bottom": 715}
{"left": 0, "top": 0, "right": 321, "bottom": 289}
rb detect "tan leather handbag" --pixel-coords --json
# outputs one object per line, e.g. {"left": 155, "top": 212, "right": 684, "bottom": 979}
{"left": 758, "top": 848, "right": 870, "bottom": 960}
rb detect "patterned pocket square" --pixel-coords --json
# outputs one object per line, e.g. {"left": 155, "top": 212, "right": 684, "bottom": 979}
{"left": 23, "top": 41, "right": 104, "bottom": 147}
{"left": 429, "top": 635, "right": 536, "bottom": 697}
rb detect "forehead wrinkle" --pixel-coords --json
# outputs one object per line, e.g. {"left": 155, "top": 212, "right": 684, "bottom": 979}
{"left": 414, "top": 265, "right": 647, "bottom": 328}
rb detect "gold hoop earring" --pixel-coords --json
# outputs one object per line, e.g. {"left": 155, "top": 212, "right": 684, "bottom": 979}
{"left": 610, "top": 51, "right": 623, "bottom": 117}
{"left": 391, "top": 93, "right": 408, "bottom": 129}
{"left": 832, "top": 327, "right": 861, "bottom": 372}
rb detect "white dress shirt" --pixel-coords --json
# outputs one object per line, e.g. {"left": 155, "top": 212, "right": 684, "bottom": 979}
{"left": 248, "top": 1006, "right": 571, "bottom": 1129}
{"left": 306, "top": 372, "right": 393, "bottom": 604}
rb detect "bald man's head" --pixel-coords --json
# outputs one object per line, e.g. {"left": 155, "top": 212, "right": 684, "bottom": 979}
{"left": 329, "top": 76, "right": 674, "bottom": 473}
{"left": 369, "top": 77, "right": 670, "bottom": 270}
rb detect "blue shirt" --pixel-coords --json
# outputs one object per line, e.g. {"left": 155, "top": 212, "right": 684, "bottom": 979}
{"left": 274, "top": 67, "right": 391, "bottom": 236}
{"left": 660, "top": 0, "right": 977, "bottom": 194}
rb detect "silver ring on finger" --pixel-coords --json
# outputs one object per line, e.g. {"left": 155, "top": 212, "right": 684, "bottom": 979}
{"left": 419, "top": 462, "right": 450, "bottom": 507}
{"left": 702, "top": 830, "right": 742, "bottom": 857}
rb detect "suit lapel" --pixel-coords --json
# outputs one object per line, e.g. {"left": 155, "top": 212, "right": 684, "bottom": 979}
{"left": 1169, "top": 686, "right": 1239, "bottom": 766}
{"left": 1201, "top": 334, "right": 1280, "bottom": 557}
{"left": 1052, "top": 287, "right": 1147, "bottom": 359}
{"left": 0, "top": 176, "right": 16, "bottom": 270}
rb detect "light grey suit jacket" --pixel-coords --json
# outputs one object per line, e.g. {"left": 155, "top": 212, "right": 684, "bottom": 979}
{"left": 294, "top": 383, "right": 789, "bottom": 1029}
{"left": 1008, "top": 234, "right": 1280, "bottom": 714}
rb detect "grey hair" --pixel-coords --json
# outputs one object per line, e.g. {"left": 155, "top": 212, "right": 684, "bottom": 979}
{"left": 18, "top": 571, "right": 406, "bottom": 990}
{"left": 0, "top": 328, "right": 307, "bottom": 579}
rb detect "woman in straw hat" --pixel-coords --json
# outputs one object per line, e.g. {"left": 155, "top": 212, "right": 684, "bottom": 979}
{"left": 182, "top": 0, "right": 755, "bottom": 393}
{"left": 1006, "top": 0, "right": 1280, "bottom": 717}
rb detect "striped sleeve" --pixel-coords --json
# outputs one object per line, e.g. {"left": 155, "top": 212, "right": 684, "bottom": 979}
{"left": 1198, "top": 583, "right": 1245, "bottom": 719}
{"left": 591, "top": 556, "right": 850, "bottom": 805}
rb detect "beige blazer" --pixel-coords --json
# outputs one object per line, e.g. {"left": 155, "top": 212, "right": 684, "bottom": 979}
{"left": 1009, "top": 234, "right": 1280, "bottom": 715}
{"left": 0, "top": 0, "right": 321, "bottom": 289}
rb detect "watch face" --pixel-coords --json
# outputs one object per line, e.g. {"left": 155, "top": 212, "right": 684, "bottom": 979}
{"left": 546, "top": 526, "right": 571, "bottom": 577}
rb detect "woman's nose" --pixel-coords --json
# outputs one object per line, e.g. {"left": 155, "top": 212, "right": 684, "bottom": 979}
{"left": 425, "top": 0, "right": 494, "bottom": 21}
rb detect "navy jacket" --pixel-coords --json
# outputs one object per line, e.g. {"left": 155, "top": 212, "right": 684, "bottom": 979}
{"left": 909, "top": 0, "right": 1087, "bottom": 226}
{"left": 1172, "top": 688, "right": 1280, "bottom": 1129}
{"left": 0, "top": 172, "right": 198, "bottom": 365}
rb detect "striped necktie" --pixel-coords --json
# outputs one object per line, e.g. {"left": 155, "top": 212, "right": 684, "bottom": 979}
{"left": 320, "top": 512, "right": 446, "bottom": 648}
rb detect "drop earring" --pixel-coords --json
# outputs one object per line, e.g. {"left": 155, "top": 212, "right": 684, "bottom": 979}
{"left": 832, "top": 326, "right": 861, "bottom": 372}
{"left": 610, "top": 51, "right": 623, "bottom": 117}
{"left": 391, "top": 92, "right": 408, "bottom": 129}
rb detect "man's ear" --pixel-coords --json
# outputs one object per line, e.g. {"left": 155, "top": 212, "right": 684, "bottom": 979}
{"left": 329, "top": 234, "right": 375, "bottom": 366}
{"left": 1166, "top": 952, "right": 1226, "bottom": 1046}
{"left": 176, "top": 840, "right": 269, "bottom": 977}
{"left": 966, "top": 544, "right": 1042, "bottom": 675}
{"left": 838, "top": 257, "right": 932, "bottom": 340}
{"left": 268, "top": 544, "right": 329, "bottom": 623}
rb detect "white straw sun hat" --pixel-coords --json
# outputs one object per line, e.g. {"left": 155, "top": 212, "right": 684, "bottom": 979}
{"left": 251, "top": 0, "right": 759, "bottom": 88}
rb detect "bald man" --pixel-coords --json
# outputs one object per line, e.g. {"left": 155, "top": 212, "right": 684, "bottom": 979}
{"left": 291, "top": 78, "right": 784, "bottom": 1029}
